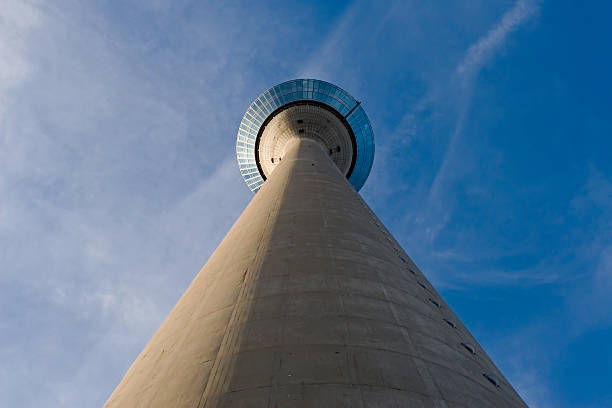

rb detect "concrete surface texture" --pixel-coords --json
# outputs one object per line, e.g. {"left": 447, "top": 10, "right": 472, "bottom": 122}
{"left": 105, "top": 137, "right": 527, "bottom": 407}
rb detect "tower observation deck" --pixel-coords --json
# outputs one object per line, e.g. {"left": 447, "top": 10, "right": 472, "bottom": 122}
{"left": 236, "top": 79, "right": 374, "bottom": 193}
{"left": 105, "top": 79, "right": 527, "bottom": 407}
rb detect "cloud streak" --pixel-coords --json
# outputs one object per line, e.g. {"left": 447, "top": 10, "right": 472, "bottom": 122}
{"left": 457, "top": 0, "right": 539, "bottom": 77}
{"left": 0, "top": 2, "right": 40, "bottom": 117}
{"left": 296, "top": 0, "right": 360, "bottom": 79}
{"left": 0, "top": 1, "right": 280, "bottom": 406}
{"left": 3, "top": 2, "right": 607, "bottom": 407}
{"left": 409, "top": 0, "right": 540, "bottom": 253}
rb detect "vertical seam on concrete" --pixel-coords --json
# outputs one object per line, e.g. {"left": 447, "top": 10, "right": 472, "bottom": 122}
{"left": 196, "top": 161, "right": 291, "bottom": 408}
{"left": 269, "top": 144, "right": 304, "bottom": 407}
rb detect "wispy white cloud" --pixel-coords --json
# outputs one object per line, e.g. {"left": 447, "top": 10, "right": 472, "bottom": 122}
{"left": 0, "top": 1, "right": 272, "bottom": 406}
{"left": 390, "top": 0, "right": 540, "bottom": 270}
{"left": 432, "top": 0, "right": 539, "bottom": 195}
{"left": 492, "top": 322, "right": 559, "bottom": 408}
{"left": 566, "top": 167, "right": 612, "bottom": 329}
{"left": 2, "top": 2, "right": 601, "bottom": 408}
{"left": 457, "top": 0, "right": 539, "bottom": 77}
{"left": 482, "top": 167, "right": 612, "bottom": 408}
{"left": 296, "top": 0, "right": 361, "bottom": 80}
{"left": 0, "top": 2, "right": 41, "bottom": 116}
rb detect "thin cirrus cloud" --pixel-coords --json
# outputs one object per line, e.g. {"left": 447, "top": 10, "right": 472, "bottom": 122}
{"left": 0, "top": 1, "right": 337, "bottom": 406}
{"left": 0, "top": 3, "right": 41, "bottom": 117}
{"left": 375, "top": 0, "right": 542, "bottom": 286}
{"left": 0, "top": 1, "right": 256, "bottom": 406}
{"left": 2, "top": 1, "right": 611, "bottom": 408}
{"left": 424, "top": 0, "right": 540, "bottom": 242}
{"left": 457, "top": 0, "right": 539, "bottom": 77}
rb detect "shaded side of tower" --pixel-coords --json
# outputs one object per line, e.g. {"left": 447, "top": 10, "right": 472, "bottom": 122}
{"left": 104, "top": 138, "right": 527, "bottom": 408}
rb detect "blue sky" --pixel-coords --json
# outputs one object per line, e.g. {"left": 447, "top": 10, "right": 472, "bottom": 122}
{"left": 1, "top": 0, "right": 611, "bottom": 406}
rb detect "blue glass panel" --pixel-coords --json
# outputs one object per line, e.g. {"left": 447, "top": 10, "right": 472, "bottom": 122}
{"left": 237, "top": 79, "right": 374, "bottom": 193}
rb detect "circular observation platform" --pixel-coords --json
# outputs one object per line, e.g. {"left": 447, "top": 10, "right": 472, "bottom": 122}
{"left": 236, "top": 79, "right": 375, "bottom": 192}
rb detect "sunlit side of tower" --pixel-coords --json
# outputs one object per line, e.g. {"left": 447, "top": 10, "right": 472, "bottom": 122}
{"left": 105, "top": 79, "right": 527, "bottom": 407}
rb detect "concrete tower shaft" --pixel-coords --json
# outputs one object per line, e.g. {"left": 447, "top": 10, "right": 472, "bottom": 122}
{"left": 105, "top": 136, "right": 526, "bottom": 407}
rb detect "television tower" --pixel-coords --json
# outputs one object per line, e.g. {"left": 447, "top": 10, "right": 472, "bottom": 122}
{"left": 105, "top": 79, "right": 527, "bottom": 407}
